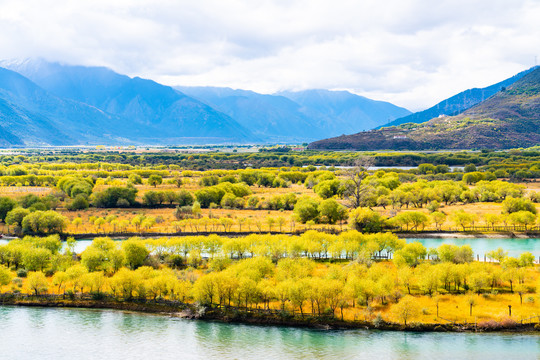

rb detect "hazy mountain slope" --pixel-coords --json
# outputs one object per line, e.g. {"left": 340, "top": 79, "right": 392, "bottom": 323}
{"left": 2, "top": 59, "right": 257, "bottom": 144}
{"left": 3, "top": 59, "right": 410, "bottom": 143}
{"left": 177, "top": 86, "right": 322, "bottom": 142}
{"left": 0, "top": 67, "right": 132, "bottom": 146}
{"left": 0, "top": 59, "right": 131, "bottom": 107}
{"left": 280, "top": 89, "right": 411, "bottom": 133}
{"left": 0, "top": 96, "right": 71, "bottom": 146}
{"left": 380, "top": 67, "right": 537, "bottom": 128}
{"left": 309, "top": 67, "right": 540, "bottom": 150}
{"left": 179, "top": 87, "right": 410, "bottom": 142}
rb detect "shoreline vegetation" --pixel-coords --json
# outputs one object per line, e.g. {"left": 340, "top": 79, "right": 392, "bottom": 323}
{"left": 2, "top": 295, "right": 540, "bottom": 333}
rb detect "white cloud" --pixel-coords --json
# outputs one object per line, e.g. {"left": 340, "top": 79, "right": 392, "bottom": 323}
{"left": 0, "top": 0, "right": 539, "bottom": 110}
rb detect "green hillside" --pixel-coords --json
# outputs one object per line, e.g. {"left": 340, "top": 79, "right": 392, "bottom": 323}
{"left": 309, "top": 67, "right": 540, "bottom": 150}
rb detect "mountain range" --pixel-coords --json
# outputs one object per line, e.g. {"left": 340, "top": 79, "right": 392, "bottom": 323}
{"left": 2, "top": 58, "right": 537, "bottom": 149}
{"left": 0, "top": 59, "right": 255, "bottom": 146}
{"left": 309, "top": 66, "right": 540, "bottom": 150}
{"left": 0, "top": 59, "right": 410, "bottom": 146}
{"left": 177, "top": 86, "right": 410, "bottom": 143}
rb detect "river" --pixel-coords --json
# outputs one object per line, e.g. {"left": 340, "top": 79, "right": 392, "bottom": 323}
{"left": 0, "top": 306, "right": 538, "bottom": 360}
{"left": 1, "top": 237, "right": 540, "bottom": 258}
{"left": 408, "top": 237, "right": 540, "bottom": 259}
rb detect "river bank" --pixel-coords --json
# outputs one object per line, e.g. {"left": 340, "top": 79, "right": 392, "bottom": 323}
{"left": 2, "top": 296, "right": 539, "bottom": 334}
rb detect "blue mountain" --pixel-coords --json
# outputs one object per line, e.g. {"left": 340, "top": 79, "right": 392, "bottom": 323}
{"left": 0, "top": 67, "right": 131, "bottom": 146}
{"left": 178, "top": 87, "right": 411, "bottom": 142}
{"left": 1, "top": 59, "right": 257, "bottom": 145}
{"left": 2, "top": 59, "right": 414, "bottom": 144}
{"left": 279, "top": 89, "right": 411, "bottom": 134}
{"left": 176, "top": 86, "right": 325, "bottom": 142}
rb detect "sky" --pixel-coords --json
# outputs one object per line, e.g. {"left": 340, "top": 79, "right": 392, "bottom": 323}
{"left": 0, "top": 0, "right": 539, "bottom": 111}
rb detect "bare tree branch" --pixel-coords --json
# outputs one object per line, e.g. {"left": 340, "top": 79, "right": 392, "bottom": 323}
{"left": 343, "top": 156, "right": 374, "bottom": 208}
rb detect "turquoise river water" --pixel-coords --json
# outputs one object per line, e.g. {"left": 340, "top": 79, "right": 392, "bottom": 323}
{"left": 409, "top": 237, "right": 540, "bottom": 258}
{"left": 0, "top": 306, "right": 538, "bottom": 360}
{"left": 1, "top": 237, "right": 540, "bottom": 258}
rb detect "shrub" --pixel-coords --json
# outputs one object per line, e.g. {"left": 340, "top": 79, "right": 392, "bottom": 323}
{"left": 293, "top": 196, "right": 320, "bottom": 223}
{"left": 500, "top": 318, "right": 517, "bottom": 329}
{"left": 116, "top": 198, "right": 131, "bottom": 207}
{"left": 349, "top": 208, "right": 385, "bottom": 233}
{"left": 67, "top": 194, "right": 90, "bottom": 211}
{"left": 0, "top": 197, "right": 17, "bottom": 221}
{"left": 128, "top": 174, "right": 143, "bottom": 185}
{"left": 16, "top": 269, "right": 28, "bottom": 278}
{"left": 502, "top": 197, "right": 537, "bottom": 214}
{"left": 92, "top": 186, "right": 138, "bottom": 208}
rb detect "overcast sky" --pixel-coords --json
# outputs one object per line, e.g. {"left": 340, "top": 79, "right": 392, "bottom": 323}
{"left": 1, "top": 0, "right": 539, "bottom": 110}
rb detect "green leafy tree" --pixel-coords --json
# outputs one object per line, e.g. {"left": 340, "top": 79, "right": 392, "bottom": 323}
{"left": 22, "top": 247, "right": 52, "bottom": 271}
{"left": 319, "top": 198, "right": 348, "bottom": 224}
{"left": 349, "top": 208, "right": 385, "bottom": 233}
{"left": 0, "top": 197, "right": 17, "bottom": 222}
{"left": 122, "top": 239, "right": 149, "bottom": 269}
{"left": 21, "top": 210, "right": 67, "bottom": 234}
{"left": 393, "top": 242, "right": 427, "bottom": 267}
{"left": 0, "top": 265, "right": 13, "bottom": 286}
{"left": 487, "top": 247, "right": 508, "bottom": 263}
{"left": 148, "top": 175, "right": 163, "bottom": 187}
{"left": 293, "top": 196, "right": 320, "bottom": 223}
{"left": 27, "top": 271, "right": 49, "bottom": 295}
{"left": 431, "top": 211, "right": 446, "bottom": 230}
{"left": 392, "top": 295, "right": 420, "bottom": 326}
{"left": 502, "top": 197, "right": 537, "bottom": 215}
{"left": 450, "top": 210, "right": 477, "bottom": 231}
{"left": 5, "top": 207, "right": 30, "bottom": 228}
